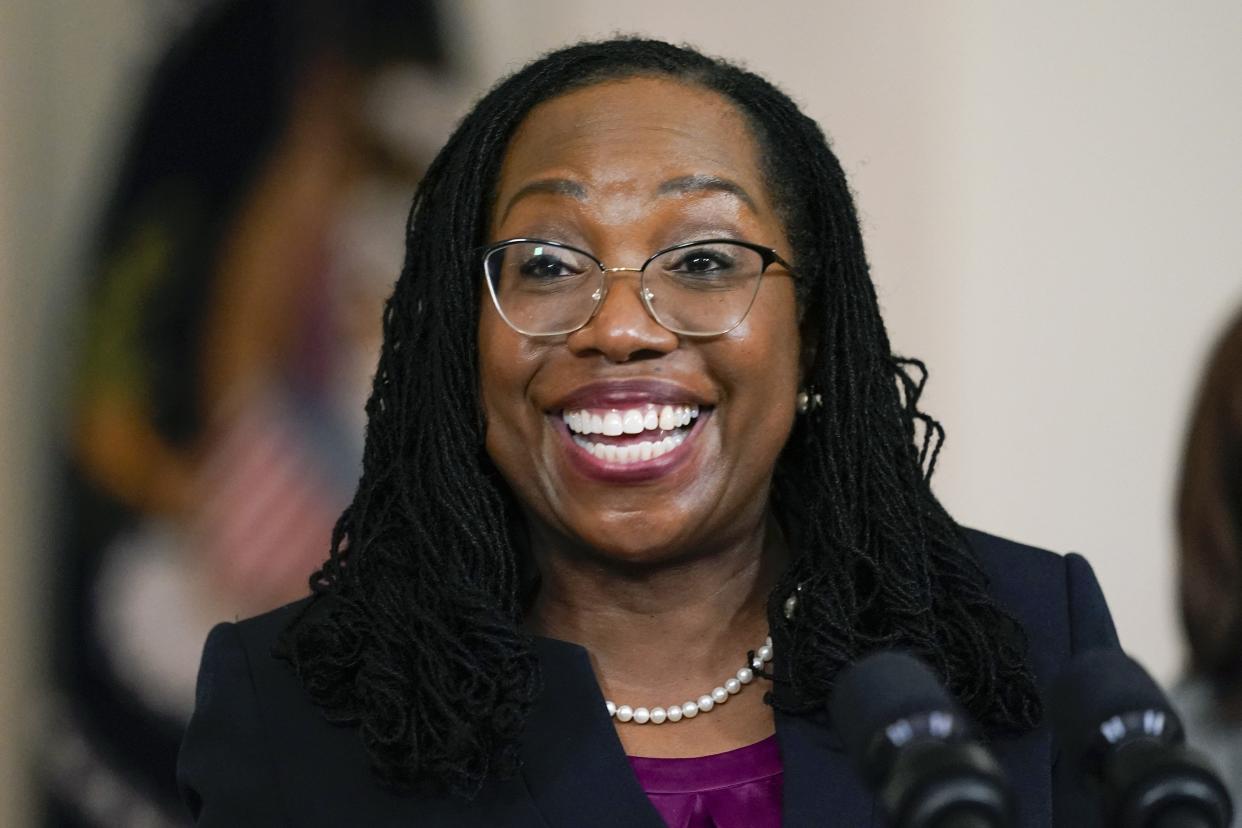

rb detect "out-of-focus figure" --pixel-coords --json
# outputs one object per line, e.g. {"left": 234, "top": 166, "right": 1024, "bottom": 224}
{"left": 1172, "top": 303, "right": 1242, "bottom": 804}
{"left": 41, "top": 1, "right": 454, "bottom": 824}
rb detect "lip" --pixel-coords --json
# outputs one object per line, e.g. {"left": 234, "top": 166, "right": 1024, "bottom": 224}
{"left": 555, "top": 408, "right": 711, "bottom": 484}
{"left": 550, "top": 379, "right": 712, "bottom": 412}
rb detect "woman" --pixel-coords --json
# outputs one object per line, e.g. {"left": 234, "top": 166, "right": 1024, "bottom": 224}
{"left": 178, "top": 39, "right": 1119, "bottom": 826}
{"left": 1171, "top": 304, "right": 1242, "bottom": 807}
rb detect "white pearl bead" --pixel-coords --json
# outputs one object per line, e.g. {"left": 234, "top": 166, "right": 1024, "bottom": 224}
{"left": 616, "top": 705, "right": 633, "bottom": 722}
{"left": 650, "top": 707, "right": 667, "bottom": 724}
{"left": 757, "top": 644, "right": 773, "bottom": 662}
{"left": 737, "top": 667, "right": 754, "bottom": 684}
{"left": 667, "top": 705, "right": 683, "bottom": 722}
{"left": 711, "top": 686, "right": 728, "bottom": 704}
{"left": 606, "top": 700, "right": 616, "bottom": 717}
{"left": 752, "top": 657, "right": 763, "bottom": 670}
{"left": 633, "top": 707, "right": 650, "bottom": 724}
{"left": 697, "top": 694, "right": 715, "bottom": 713}
{"left": 682, "top": 701, "right": 699, "bottom": 718}
{"left": 765, "top": 636, "right": 773, "bottom": 648}
{"left": 725, "top": 678, "right": 742, "bottom": 694}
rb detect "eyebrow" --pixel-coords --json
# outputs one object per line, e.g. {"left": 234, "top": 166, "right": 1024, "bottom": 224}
{"left": 500, "top": 178, "right": 587, "bottom": 222}
{"left": 656, "top": 174, "right": 757, "bottom": 212}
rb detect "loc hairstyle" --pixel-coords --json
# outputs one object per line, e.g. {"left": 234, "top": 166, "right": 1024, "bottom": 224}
{"left": 277, "top": 37, "right": 1042, "bottom": 797}
{"left": 1177, "top": 304, "right": 1242, "bottom": 715}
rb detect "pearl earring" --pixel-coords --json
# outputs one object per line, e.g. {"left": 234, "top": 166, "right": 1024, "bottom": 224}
{"left": 795, "top": 388, "right": 823, "bottom": 414}
{"left": 784, "top": 583, "right": 803, "bottom": 619}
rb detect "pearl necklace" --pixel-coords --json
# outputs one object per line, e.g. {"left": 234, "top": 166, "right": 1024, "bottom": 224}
{"left": 605, "top": 636, "right": 774, "bottom": 725}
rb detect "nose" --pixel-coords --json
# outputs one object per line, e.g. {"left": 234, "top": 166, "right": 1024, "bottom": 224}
{"left": 567, "top": 270, "right": 679, "bottom": 362}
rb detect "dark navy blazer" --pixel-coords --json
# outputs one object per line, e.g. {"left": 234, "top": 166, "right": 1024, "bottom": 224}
{"left": 178, "top": 529, "right": 1120, "bottom": 826}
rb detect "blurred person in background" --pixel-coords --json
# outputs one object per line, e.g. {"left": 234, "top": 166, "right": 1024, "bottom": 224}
{"left": 1172, "top": 302, "right": 1242, "bottom": 804}
{"left": 42, "top": 0, "right": 453, "bottom": 824}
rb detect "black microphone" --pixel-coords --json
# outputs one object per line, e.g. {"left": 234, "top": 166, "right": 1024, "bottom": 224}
{"left": 1048, "top": 648, "right": 1233, "bottom": 828}
{"left": 829, "top": 651, "right": 1015, "bottom": 828}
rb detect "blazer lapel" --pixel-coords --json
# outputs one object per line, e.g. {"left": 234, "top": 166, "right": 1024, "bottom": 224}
{"left": 993, "top": 728, "right": 1052, "bottom": 828}
{"left": 775, "top": 708, "right": 877, "bottom": 828}
{"left": 519, "top": 637, "right": 667, "bottom": 828}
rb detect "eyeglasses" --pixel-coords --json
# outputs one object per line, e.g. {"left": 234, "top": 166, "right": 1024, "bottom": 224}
{"left": 481, "top": 238, "right": 793, "bottom": 337}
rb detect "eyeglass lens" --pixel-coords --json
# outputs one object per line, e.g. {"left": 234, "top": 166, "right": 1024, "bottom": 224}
{"left": 484, "top": 241, "right": 766, "bottom": 336}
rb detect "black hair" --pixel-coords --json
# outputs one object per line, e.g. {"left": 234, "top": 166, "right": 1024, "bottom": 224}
{"left": 277, "top": 37, "right": 1042, "bottom": 797}
{"left": 1177, "top": 304, "right": 1242, "bottom": 716}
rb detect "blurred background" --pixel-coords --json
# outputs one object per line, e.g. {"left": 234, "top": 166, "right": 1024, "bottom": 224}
{"left": 1, "top": 0, "right": 1240, "bottom": 824}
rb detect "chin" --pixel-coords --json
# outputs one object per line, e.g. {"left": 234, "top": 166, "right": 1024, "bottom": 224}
{"left": 566, "top": 520, "right": 712, "bottom": 569}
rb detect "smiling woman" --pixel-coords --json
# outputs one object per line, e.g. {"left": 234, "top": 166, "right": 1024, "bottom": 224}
{"left": 177, "top": 39, "right": 1121, "bottom": 827}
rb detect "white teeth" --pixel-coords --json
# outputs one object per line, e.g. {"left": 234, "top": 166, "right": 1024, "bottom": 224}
{"left": 563, "top": 403, "right": 702, "bottom": 436}
{"left": 622, "top": 410, "right": 645, "bottom": 434}
{"left": 602, "top": 411, "right": 624, "bottom": 436}
{"left": 658, "top": 405, "right": 676, "bottom": 431}
{"left": 571, "top": 430, "right": 689, "bottom": 464}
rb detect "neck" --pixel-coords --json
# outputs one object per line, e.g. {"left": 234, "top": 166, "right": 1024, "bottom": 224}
{"left": 526, "top": 514, "right": 786, "bottom": 697}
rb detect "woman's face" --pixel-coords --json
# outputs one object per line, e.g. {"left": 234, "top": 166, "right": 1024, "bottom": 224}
{"left": 479, "top": 76, "right": 802, "bottom": 564}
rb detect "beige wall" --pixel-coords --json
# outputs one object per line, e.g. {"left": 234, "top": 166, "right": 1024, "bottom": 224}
{"left": 3, "top": 2, "right": 1240, "bottom": 823}
{"left": 1, "top": 2, "right": 153, "bottom": 824}
{"left": 1, "top": 3, "right": 42, "bottom": 824}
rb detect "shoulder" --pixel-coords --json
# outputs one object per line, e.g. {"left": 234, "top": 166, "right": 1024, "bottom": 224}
{"left": 228, "top": 596, "right": 312, "bottom": 685}
{"left": 178, "top": 596, "right": 369, "bottom": 824}
{"left": 188, "top": 597, "right": 315, "bottom": 728}
{"left": 961, "top": 526, "right": 1072, "bottom": 587}
{"left": 198, "top": 594, "right": 374, "bottom": 768}
{"left": 181, "top": 596, "right": 544, "bottom": 826}
{"left": 956, "top": 530, "right": 1122, "bottom": 825}
{"left": 960, "top": 527, "right": 1120, "bottom": 685}
{"left": 176, "top": 600, "right": 309, "bottom": 824}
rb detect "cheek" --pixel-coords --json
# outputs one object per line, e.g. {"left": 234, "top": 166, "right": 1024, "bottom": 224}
{"left": 477, "top": 311, "right": 536, "bottom": 464}
{"left": 724, "top": 284, "right": 802, "bottom": 404}
{"left": 707, "top": 282, "right": 802, "bottom": 468}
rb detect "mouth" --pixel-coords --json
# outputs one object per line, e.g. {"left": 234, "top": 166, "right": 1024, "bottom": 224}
{"left": 546, "top": 378, "right": 714, "bottom": 482}
{"left": 561, "top": 403, "right": 703, "bottom": 465}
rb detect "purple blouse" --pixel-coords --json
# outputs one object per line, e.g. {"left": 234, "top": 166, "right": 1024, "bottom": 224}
{"left": 627, "top": 735, "right": 783, "bottom": 828}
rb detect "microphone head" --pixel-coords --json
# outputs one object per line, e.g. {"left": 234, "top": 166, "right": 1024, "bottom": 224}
{"left": 1049, "top": 648, "right": 1233, "bottom": 827}
{"left": 830, "top": 651, "right": 1014, "bottom": 826}
{"left": 1048, "top": 648, "right": 1184, "bottom": 766}
{"left": 829, "top": 651, "right": 966, "bottom": 778}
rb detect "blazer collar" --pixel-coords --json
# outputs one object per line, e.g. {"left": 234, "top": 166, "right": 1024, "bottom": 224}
{"left": 520, "top": 637, "right": 667, "bottom": 828}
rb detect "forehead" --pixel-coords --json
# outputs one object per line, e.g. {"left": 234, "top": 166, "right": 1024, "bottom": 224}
{"left": 493, "top": 76, "right": 774, "bottom": 222}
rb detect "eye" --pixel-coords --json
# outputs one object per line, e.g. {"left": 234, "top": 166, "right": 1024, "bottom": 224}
{"left": 656, "top": 244, "right": 751, "bottom": 287}
{"left": 516, "top": 247, "right": 587, "bottom": 280}
{"left": 670, "top": 249, "right": 737, "bottom": 275}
